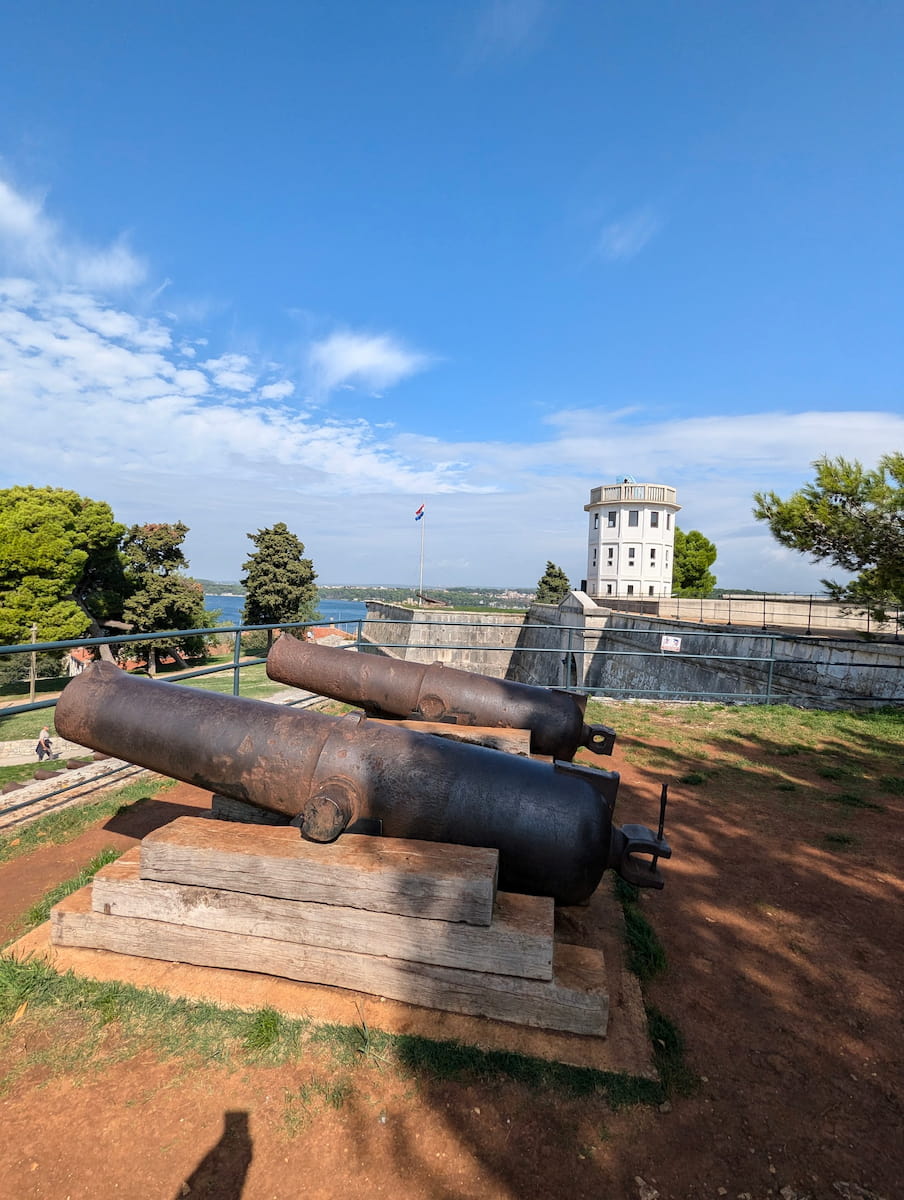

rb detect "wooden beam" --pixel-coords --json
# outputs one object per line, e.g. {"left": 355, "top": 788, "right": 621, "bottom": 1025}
{"left": 369, "top": 719, "right": 532, "bottom": 756}
{"left": 210, "top": 795, "right": 291, "bottom": 825}
{"left": 52, "top": 889, "right": 607, "bottom": 1035}
{"left": 93, "top": 853, "right": 554, "bottom": 980}
{"left": 140, "top": 816, "right": 498, "bottom": 926}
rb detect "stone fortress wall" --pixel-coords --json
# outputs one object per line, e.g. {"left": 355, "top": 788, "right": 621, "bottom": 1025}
{"left": 360, "top": 597, "right": 903, "bottom": 708}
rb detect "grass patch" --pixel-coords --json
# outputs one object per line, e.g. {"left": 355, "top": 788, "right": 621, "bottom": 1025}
{"left": 829, "top": 792, "right": 885, "bottom": 812}
{"left": 0, "top": 757, "right": 94, "bottom": 786}
{"left": 775, "top": 781, "right": 797, "bottom": 792}
{"left": 21, "top": 847, "right": 122, "bottom": 931}
{"left": 614, "top": 879, "right": 667, "bottom": 983}
{"left": 283, "top": 1076, "right": 354, "bottom": 1134}
{"left": 0, "top": 956, "right": 664, "bottom": 1107}
{"left": 0, "top": 775, "right": 176, "bottom": 866}
{"left": 241, "top": 1006, "right": 305, "bottom": 1061}
{"left": 677, "top": 771, "right": 706, "bottom": 786}
{"left": 611, "top": 878, "right": 698, "bottom": 1099}
{"left": 817, "top": 766, "right": 848, "bottom": 781}
{"left": 173, "top": 661, "right": 289, "bottom": 701}
{"left": 878, "top": 775, "right": 904, "bottom": 796}
{"left": 0, "top": 709, "right": 62, "bottom": 742}
{"left": 646, "top": 1006, "right": 698, "bottom": 1098}
{"left": 823, "top": 833, "right": 857, "bottom": 850}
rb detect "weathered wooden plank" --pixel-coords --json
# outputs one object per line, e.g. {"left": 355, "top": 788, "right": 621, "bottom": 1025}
{"left": 369, "top": 719, "right": 532, "bottom": 756}
{"left": 51, "top": 890, "right": 607, "bottom": 1035}
{"left": 210, "top": 794, "right": 292, "bottom": 825}
{"left": 140, "top": 816, "right": 498, "bottom": 926}
{"left": 93, "top": 853, "right": 554, "bottom": 980}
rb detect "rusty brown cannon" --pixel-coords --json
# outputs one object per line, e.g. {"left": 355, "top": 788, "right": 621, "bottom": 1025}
{"left": 55, "top": 662, "right": 669, "bottom": 903}
{"left": 266, "top": 633, "right": 616, "bottom": 760}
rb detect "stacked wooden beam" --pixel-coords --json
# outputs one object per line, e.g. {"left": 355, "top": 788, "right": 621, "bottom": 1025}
{"left": 51, "top": 816, "right": 609, "bottom": 1036}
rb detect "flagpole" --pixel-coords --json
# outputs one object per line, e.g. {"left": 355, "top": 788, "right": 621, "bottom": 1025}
{"left": 418, "top": 506, "right": 425, "bottom": 604}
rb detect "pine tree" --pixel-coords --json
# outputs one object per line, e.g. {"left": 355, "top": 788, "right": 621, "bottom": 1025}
{"left": 121, "top": 522, "right": 210, "bottom": 672}
{"left": 672, "top": 528, "right": 717, "bottom": 596}
{"left": 535, "top": 561, "right": 571, "bottom": 605}
{"left": 242, "top": 523, "right": 319, "bottom": 636}
{"left": 754, "top": 453, "right": 904, "bottom": 623}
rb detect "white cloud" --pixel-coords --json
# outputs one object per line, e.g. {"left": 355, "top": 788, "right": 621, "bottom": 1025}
{"left": 2, "top": 269, "right": 898, "bottom": 588}
{"left": 0, "top": 174, "right": 146, "bottom": 290}
{"left": 307, "top": 330, "right": 432, "bottom": 395}
{"left": 469, "top": 0, "right": 548, "bottom": 60}
{"left": 201, "top": 353, "right": 256, "bottom": 393}
{"left": 0, "top": 278, "right": 470, "bottom": 503}
{"left": 597, "top": 207, "right": 662, "bottom": 262}
{"left": 260, "top": 380, "right": 295, "bottom": 401}
{"left": 1, "top": 172, "right": 899, "bottom": 589}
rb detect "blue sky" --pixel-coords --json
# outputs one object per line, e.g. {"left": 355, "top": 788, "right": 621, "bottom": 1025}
{"left": 1, "top": 1, "right": 902, "bottom": 589}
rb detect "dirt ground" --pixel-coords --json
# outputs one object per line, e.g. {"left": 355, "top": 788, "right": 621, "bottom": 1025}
{"left": 0, "top": 720, "right": 902, "bottom": 1200}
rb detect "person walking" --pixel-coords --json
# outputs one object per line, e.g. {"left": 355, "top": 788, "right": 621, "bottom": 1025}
{"left": 35, "top": 726, "right": 53, "bottom": 761}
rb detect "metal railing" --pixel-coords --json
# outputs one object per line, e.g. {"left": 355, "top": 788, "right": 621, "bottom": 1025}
{"left": 2, "top": 613, "right": 902, "bottom": 733}
{"left": 356, "top": 617, "right": 902, "bottom": 707}
{"left": 0, "top": 616, "right": 363, "bottom": 721}
{"left": 586, "top": 592, "right": 901, "bottom": 638}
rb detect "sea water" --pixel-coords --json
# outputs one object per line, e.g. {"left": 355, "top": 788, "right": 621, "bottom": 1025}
{"left": 205, "top": 594, "right": 367, "bottom": 629}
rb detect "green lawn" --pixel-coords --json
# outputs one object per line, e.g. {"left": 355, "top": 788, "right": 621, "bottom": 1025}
{"left": 0, "top": 658, "right": 285, "bottom": 741}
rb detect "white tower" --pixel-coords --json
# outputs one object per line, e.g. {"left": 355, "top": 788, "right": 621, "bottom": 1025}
{"left": 583, "top": 478, "right": 681, "bottom": 600}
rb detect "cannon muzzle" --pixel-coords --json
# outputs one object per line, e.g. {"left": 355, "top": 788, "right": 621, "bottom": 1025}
{"left": 266, "top": 634, "right": 616, "bottom": 760}
{"left": 55, "top": 662, "right": 670, "bottom": 902}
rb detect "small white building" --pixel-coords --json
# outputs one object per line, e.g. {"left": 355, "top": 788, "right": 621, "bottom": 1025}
{"left": 583, "top": 478, "right": 681, "bottom": 601}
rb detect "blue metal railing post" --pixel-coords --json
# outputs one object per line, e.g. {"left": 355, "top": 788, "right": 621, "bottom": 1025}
{"left": 232, "top": 628, "right": 242, "bottom": 696}
{"left": 766, "top": 636, "right": 776, "bottom": 703}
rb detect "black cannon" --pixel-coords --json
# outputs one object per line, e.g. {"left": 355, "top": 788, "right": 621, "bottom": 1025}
{"left": 266, "top": 633, "right": 616, "bottom": 760}
{"left": 54, "top": 662, "right": 669, "bottom": 904}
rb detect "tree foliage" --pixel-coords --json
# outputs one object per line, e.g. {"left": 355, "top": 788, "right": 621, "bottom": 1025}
{"left": 535, "top": 561, "right": 571, "bottom": 605}
{"left": 672, "top": 528, "right": 717, "bottom": 596}
{"left": 242, "top": 522, "right": 319, "bottom": 628}
{"left": 753, "top": 453, "right": 904, "bottom": 622}
{"left": 0, "top": 485, "right": 126, "bottom": 644}
{"left": 120, "top": 522, "right": 211, "bottom": 669}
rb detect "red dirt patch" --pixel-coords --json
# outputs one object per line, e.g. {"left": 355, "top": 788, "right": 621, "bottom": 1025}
{"left": 1, "top": 736, "right": 902, "bottom": 1199}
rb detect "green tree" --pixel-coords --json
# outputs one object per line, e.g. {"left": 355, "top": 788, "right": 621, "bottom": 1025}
{"left": 535, "top": 561, "right": 571, "bottom": 605}
{"left": 0, "top": 485, "right": 127, "bottom": 645}
{"left": 242, "top": 523, "right": 319, "bottom": 643}
{"left": 120, "top": 522, "right": 211, "bottom": 672}
{"left": 672, "top": 528, "right": 717, "bottom": 596}
{"left": 753, "top": 453, "right": 904, "bottom": 623}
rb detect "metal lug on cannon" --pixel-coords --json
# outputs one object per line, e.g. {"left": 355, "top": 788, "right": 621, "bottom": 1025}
{"left": 608, "top": 824, "right": 672, "bottom": 889}
{"left": 582, "top": 723, "right": 617, "bottom": 755}
{"left": 608, "top": 783, "right": 672, "bottom": 889}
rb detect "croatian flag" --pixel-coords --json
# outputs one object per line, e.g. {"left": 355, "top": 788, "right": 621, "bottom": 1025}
{"left": 414, "top": 504, "right": 425, "bottom": 521}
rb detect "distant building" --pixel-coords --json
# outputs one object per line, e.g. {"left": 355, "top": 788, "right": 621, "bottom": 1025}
{"left": 583, "top": 478, "right": 681, "bottom": 601}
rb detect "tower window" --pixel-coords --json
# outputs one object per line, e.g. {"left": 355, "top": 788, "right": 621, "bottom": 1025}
{"left": 650, "top": 511, "right": 659, "bottom": 528}
{"left": 648, "top": 585, "right": 655, "bottom": 596}
{"left": 593, "top": 513, "right": 599, "bottom": 529}
{"left": 666, "top": 513, "right": 671, "bottom": 529}
{"left": 628, "top": 547, "right": 636, "bottom": 564}
{"left": 607, "top": 511, "right": 617, "bottom": 527}
{"left": 628, "top": 510, "right": 639, "bottom": 527}
{"left": 650, "top": 548, "right": 656, "bottom": 562}
{"left": 627, "top": 585, "right": 635, "bottom": 596}
{"left": 607, "top": 547, "right": 614, "bottom": 562}
{"left": 606, "top": 584, "right": 613, "bottom": 595}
